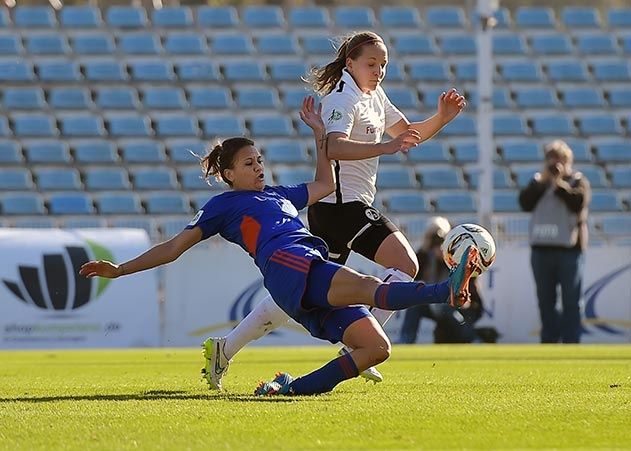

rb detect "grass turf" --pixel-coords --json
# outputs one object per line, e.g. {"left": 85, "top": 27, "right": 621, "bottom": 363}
{"left": 1, "top": 345, "right": 629, "bottom": 450}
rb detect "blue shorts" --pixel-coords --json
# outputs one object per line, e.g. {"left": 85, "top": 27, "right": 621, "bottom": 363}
{"left": 263, "top": 243, "right": 372, "bottom": 344}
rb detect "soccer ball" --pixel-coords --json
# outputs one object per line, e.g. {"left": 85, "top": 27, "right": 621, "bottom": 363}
{"left": 441, "top": 223, "right": 496, "bottom": 277}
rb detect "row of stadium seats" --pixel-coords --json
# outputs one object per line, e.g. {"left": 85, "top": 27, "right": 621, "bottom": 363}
{"left": 2, "top": 32, "right": 630, "bottom": 57}
{"left": 1, "top": 5, "right": 630, "bottom": 30}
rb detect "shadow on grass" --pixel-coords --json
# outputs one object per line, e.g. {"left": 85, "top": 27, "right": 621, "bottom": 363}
{"left": 0, "top": 390, "right": 301, "bottom": 404}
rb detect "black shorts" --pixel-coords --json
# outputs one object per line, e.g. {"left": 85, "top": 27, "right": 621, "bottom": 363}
{"left": 307, "top": 201, "right": 399, "bottom": 265}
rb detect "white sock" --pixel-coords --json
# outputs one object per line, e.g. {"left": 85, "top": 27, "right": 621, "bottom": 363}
{"left": 370, "top": 268, "right": 414, "bottom": 326}
{"left": 223, "top": 294, "right": 290, "bottom": 359}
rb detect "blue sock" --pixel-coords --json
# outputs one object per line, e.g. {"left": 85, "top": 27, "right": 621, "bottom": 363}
{"left": 289, "top": 353, "right": 359, "bottom": 395}
{"left": 374, "top": 280, "right": 450, "bottom": 310}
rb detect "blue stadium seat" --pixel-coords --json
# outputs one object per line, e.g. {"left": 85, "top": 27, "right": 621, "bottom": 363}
{"left": 144, "top": 192, "right": 190, "bottom": 214}
{"left": 143, "top": 87, "right": 187, "bottom": 109}
{"left": 294, "top": 120, "right": 314, "bottom": 138}
{"left": 106, "top": 114, "right": 152, "bottom": 137}
{"left": 201, "top": 115, "right": 246, "bottom": 137}
{"left": 578, "top": 115, "right": 622, "bottom": 136}
{"left": 590, "top": 191, "right": 622, "bottom": 211}
{"left": 493, "top": 34, "right": 526, "bottom": 55}
{"left": 175, "top": 60, "right": 220, "bottom": 81}
{"left": 380, "top": 6, "right": 421, "bottom": 28}
{"left": 575, "top": 165, "right": 608, "bottom": 188}
{"left": 49, "top": 193, "right": 94, "bottom": 215}
{"left": 83, "top": 59, "right": 127, "bottom": 81}
{"left": 167, "top": 139, "right": 207, "bottom": 163}
{"left": 269, "top": 60, "right": 308, "bottom": 81}
{"left": 273, "top": 166, "right": 313, "bottom": 185}
{"left": 264, "top": 141, "right": 310, "bottom": 163}
{"left": 441, "top": 116, "right": 476, "bottom": 136}
{"left": 96, "top": 192, "right": 142, "bottom": 215}
{"left": 426, "top": 6, "right": 465, "bottom": 28}
{"left": 25, "top": 142, "right": 70, "bottom": 165}
{"left": 608, "top": 9, "right": 631, "bottom": 28}
{"left": 0, "top": 117, "right": 9, "bottom": 137}
{"left": 119, "top": 32, "right": 161, "bottom": 55}
{"left": 249, "top": 116, "right": 293, "bottom": 137}
{"left": 561, "top": 87, "right": 605, "bottom": 108}
{"left": 494, "top": 114, "right": 527, "bottom": 136}
{"left": 1, "top": 193, "right": 44, "bottom": 215}
{"left": 197, "top": 6, "right": 238, "bottom": 28}
{"left": 301, "top": 35, "right": 334, "bottom": 55}
{"left": 531, "top": 115, "right": 574, "bottom": 136}
{"left": 106, "top": 6, "right": 147, "bottom": 28}
{"left": 441, "top": 35, "right": 476, "bottom": 55}
{"left": 384, "top": 62, "right": 406, "bottom": 82}
{"left": 387, "top": 192, "right": 429, "bottom": 214}
{"left": 334, "top": 7, "right": 375, "bottom": 28}
{"left": 152, "top": 7, "right": 193, "bottom": 28}
{"left": 154, "top": 114, "right": 199, "bottom": 137}
{"left": 0, "top": 61, "right": 34, "bottom": 81}
{"left": 178, "top": 168, "right": 208, "bottom": 191}
{"left": 407, "top": 142, "right": 449, "bottom": 163}
{"left": 73, "top": 141, "right": 118, "bottom": 164}
{"left": 0, "top": 8, "right": 9, "bottom": 27}
{"left": 13, "top": 114, "right": 57, "bottom": 137}
{"left": 467, "top": 87, "right": 512, "bottom": 109}
{"left": 594, "top": 140, "right": 631, "bottom": 162}
{"left": 164, "top": 33, "right": 206, "bottom": 55}
{"left": 35, "top": 168, "right": 82, "bottom": 191}
{"left": 289, "top": 7, "right": 329, "bottom": 27}
{"left": 562, "top": 139, "right": 592, "bottom": 162}
{"left": 120, "top": 140, "right": 167, "bottom": 163}
{"left": 160, "top": 217, "right": 193, "bottom": 238}
{"left": 434, "top": 192, "right": 476, "bottom": 213}
{"left": 418, "top": 166, "right": 464, "bottom": 189}
{"left": 0, "top": 168, "right": 34, "bottom": 190}
{"left": 384, "top": 87, "right": 419, "bottom": 109}
{"left": 530, "top": 34, "right": 572, "bottom": 55}
{"left": 408, "top": 61, "right": 450, "bottom": 82}
{"left": 3, "top": 87, "right": 45, "bottom": 110}
{"left": 0, "top": 35, "right": 22, "bottom": 55}
{"left": 492, "top": 191, "right": 520, "bottom": 212}
{"left": 392, "top": 34, "right": 437, "bottom": 56}
{"left": 602, "top": 216, "right": 631, "bottom": 236}
{"left": 577, "top": 34, "right": 618, "bottom": 55}
{"left": 467, "top": 168, "right": 513, "bottom": 189}
{"left": 547, "top": 61, "right": 589, "bottom": 82}
{"left": 499, "top": 61, "right": 542, "bottom": 82}
{"left": 623, "top": 35, "right": 631, "bottom": 54}
{"left": 132, "top": 168, "right": 178, "bottom": 190}
{"left": 60, "top": 115, "right": 105, "bottom": 137}
{"left": 222, "top": 62, "right": 266, "bottom": 81}
{"left": 26, "top": 34, "right": 68, "bottom": 55}
{"left": 0, "top": 141, "right": 22, "bottom": 163}
{"left": 60, "top": 6, "right": 102, "bottom": 28}
{"left": 96, "top": 87, "right": 139, "bottom": 109}
{"left": 243, "top": 6, "right": 284, "bottom": 28}
{"left": 592, "top": 61, "right": 631, "bottom": 81}
{"left": 14, "top": 6, "right": 56, "bottom": 28}
{"left": 72, "top": 33, "right": 115, "bottom": 55}
{"left": 257, "top": 35, "right": 299, "bottom": 55}
{"left": 471, "top": 7, "right": 511, "bottom": 29}
{"left": 84, "top": 167, "right": 130, "bottom": 190}
{"left": 377, "top": 167, "right": 417, "bottom": 189}
{"left": 189, "top": 87, "right": 232, "bottom": 109}
{"left": 514, "top": 87, "right": 558, "bottom": 108}
{"left": 562, "top": 7, "right": 600, "bottom": 28}
{"left": 111, "top": 217, "right": 159, "bottom": 238}
{"left": 212, "top": 34, "right": 253, "bottom": 55}
{"left": 37, "top": 60, "right": 81, "bottom": 82}
{"left": 513, "top": 166, "right": 540, "bottom": 187}
{"left": 501, "top": 140, "right": 541, "bottom": 162}
{"left": 453, "top": 142, "right": 478, "bottom": 162}
{"left": 235, "top": 87, "right": 280, "bottom": 109}
{"left": 610, "top": 167, "right": 631, "bottom": 188}
{"left": 515, "top": 7, "right": 555, "bottom": 28}
{"left": 129, "top": 60, "right": 175, "bottom": 81}
{"left": 454, "top": 61, "right": 476, "bottom": 81}
{"left": 281, "top": 87, "right": 310, "bottom": 109}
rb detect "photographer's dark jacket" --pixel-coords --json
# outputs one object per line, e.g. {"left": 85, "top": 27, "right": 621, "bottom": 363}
{"left": 518, "top": 172, "right": 591, "bottom": 250}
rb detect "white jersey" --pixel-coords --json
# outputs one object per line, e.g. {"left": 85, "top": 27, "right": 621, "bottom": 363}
{"left": 320, "top": 70, "right": 405, "bottom": 205}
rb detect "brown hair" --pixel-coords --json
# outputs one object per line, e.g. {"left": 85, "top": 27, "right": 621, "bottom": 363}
{"left": 544, "top": 139, "right": 573, "bottom": 163}
{"left": 200, "top": 137, "right": 254, "bottom": 186}
{"left": 308, "top": 31, "right": 385, "bottom": 96}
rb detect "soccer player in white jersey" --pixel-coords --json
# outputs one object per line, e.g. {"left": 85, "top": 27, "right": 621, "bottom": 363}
{"left": 202, "top": 31, "right": 466, "bottom": 390}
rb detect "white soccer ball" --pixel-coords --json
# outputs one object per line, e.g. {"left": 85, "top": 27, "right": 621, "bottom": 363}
{"left": 441, "top": 223, "right": 496, "bottom": 277}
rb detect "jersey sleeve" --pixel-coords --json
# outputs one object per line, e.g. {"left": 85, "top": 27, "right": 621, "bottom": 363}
{"left": 321, "top": 93, "right": 356, "bottom": 136}
{"left": 270, "top": 184, "right": 309, "bottom": 211}
{"left": 382, "top": 90, "right": 406, "bottom": 129}
{"left": 184, "top": 196, "right": 225, "bottom": 240}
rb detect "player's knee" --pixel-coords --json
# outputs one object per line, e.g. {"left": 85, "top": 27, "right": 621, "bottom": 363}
{"left": 400, "top": 258, "right": 419, "bottom": 279}
{"left": 370, "top": 337, "right": 391, "bottom": 365}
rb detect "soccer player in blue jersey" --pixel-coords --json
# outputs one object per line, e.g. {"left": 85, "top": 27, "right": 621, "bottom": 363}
{"left": 79, "top": 97, "right": 479, "bottom": 396}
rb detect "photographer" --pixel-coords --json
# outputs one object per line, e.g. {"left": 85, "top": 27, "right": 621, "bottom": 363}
{"left": 519, "top": 140, "right": 591, "bottom": 343}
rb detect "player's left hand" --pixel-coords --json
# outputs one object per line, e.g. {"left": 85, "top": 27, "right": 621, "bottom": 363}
{"left": 299, "top": 96, "right": 324, "bottom": 134}
{"left": 437, "top": 88, "right": 466, "bottom": 124}
{"left": 79, "top": 260, "right": 123, "bottom": 279}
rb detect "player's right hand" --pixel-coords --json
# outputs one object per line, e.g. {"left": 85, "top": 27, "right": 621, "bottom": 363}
{"left": 79, "top": 260, "right": 123, "bottom": 279}
{"left": 384, "top": 129, "right": 422, "bottom": 154}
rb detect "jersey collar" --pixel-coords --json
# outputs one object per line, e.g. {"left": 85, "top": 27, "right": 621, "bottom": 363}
{"left": 341, "top": 69, "right": 372, "bottom": 99}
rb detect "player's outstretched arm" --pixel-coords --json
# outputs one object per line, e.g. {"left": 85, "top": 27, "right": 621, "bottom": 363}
{"left": 300, "top": 96, "right": 335, "bottom": 205}
{"left": 79, "top": 227, "right": 203, "bottom": 279}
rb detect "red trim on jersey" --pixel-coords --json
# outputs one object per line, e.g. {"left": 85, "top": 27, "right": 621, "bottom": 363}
{"left": 240, "top": 215, "right": 261, "bottom": 256}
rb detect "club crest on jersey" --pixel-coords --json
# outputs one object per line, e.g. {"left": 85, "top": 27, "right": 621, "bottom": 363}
{"left": 365, "top": 207, "right": 380, "bottom": 221}
{"left": 328, "top": 109, "right": 342, "bottom": 124}
{"left": 188, "top": 210, "right": 204, "bottom": 226}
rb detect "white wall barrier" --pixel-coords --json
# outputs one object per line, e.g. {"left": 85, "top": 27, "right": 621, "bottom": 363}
{"left": 0, "top": 229, "right": 159, "bottom": 349}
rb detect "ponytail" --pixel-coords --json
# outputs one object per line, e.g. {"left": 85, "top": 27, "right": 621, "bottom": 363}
{"left": 200, "top": 137, "right": 254, "bottom": 186}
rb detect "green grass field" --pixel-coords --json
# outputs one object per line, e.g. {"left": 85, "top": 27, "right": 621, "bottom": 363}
{"left": 1, "top": 345, "right": 630, "bottom": 450}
